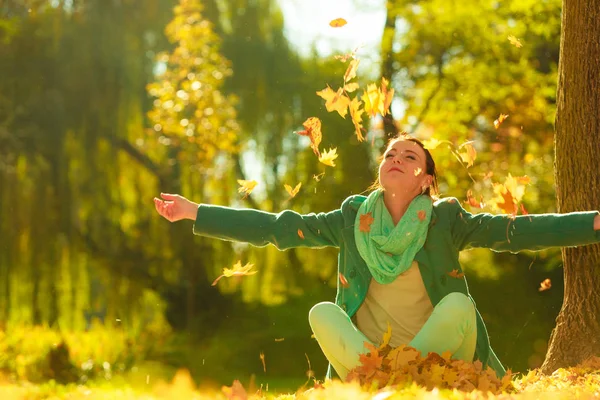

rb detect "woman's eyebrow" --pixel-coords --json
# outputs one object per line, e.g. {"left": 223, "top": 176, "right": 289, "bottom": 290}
{"left": 389, "top": 148, "right": 421, "bottom": 159}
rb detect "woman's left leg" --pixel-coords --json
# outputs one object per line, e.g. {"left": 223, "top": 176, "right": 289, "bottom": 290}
{"left": 409, "top": 292, "right": 477, "bottom": 361}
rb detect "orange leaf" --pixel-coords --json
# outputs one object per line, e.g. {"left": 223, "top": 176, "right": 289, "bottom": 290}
{"left": 296, "top": 117, "right": 322, "bottom": 156}
{"left": 284, "top": 182, "right": 302, "bottom": 198}
{"left": 448, "top": 269, "right": 465, "bottom": 279}
{"left": 539, "top": 278, "right": 551, "bottom": 292}
{"left": 497, "top": 186, "right": 518, "bottom": 216}
{"left": 222, "top": 380, "right": 248, "bottom": 400}
{"left": 494, "top": 113, "right": 509, "bottom": 129}
{"left": 316, "top": 86, "right": 351, "bottom": 118}
{"left": 329, "top": 18, "right": 347, "bottom": 28}
{"left": 520, "top": 202, "right": 529, "bottom": 215}
{"left": 417, "top": 210, "right": 426, "bottom": 221}
{"left": 339, "top": 272, "right": 349, "bottom": 288}
{"left": 212, "top": 261, "right": 257, "bottom": 286}
{"left": 387, "top": 344, "right": 420, "bottom": 369}
{"left": 318, "top": 148, "right": 338, "bottom": 167}
{"left": 237, "top": 180, "right": 258, "bottom": 199}
{"left": 349, "top": 97, "right": 365, "bottom": 142}
{"left": 359, "top": 212, "right": 375, "bottom": 233}
{"left": 297, "top": 229, "right": 305, "bottom": 239}
{"left": 358, "top": 342, "right": 383, "bottom": 378}
{"left": 380, "top": 77, "right": 394, "bottom": 115}
{"left": 466, "top": 189, "right": 485, "bottom": 209}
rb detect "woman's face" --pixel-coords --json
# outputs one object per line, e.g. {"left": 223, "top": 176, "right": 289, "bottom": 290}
{"left": 379, "top": 140, "right": 432, "bottom": 195}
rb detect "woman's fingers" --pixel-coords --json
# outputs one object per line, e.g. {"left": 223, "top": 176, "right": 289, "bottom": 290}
{"left": 160, "top": 193, "right": 178, "bottom": 201}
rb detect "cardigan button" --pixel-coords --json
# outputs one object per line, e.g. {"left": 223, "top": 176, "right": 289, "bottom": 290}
{"left": 349, "top": 269, "right": 357, "bottom": 278}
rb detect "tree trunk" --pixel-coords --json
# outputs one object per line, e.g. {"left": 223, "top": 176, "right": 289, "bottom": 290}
{"left": 380, "top": 0, "right": 399, "bottom": 138}
{"left": 542, "top": 0, "right": 600, "bottom": 374}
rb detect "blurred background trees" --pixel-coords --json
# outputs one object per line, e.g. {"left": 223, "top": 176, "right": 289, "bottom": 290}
{"left": 0, "top": 0, "right": 569, "bottom": 389}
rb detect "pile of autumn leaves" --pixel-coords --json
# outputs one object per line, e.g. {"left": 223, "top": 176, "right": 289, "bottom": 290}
{"left": 344, "top": 341, "right": 514, "bottom": 395}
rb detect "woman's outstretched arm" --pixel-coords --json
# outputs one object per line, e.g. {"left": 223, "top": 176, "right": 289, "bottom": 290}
{"left": 154, "top": 193, "right": 345, "bottom": 250}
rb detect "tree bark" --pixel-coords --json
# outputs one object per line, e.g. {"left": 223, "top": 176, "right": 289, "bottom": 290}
{"left": 542, "top": 0, "right": 600, "bottom": 374}
{"left": 380, "top": 0, "right": 399, "bottom": 138}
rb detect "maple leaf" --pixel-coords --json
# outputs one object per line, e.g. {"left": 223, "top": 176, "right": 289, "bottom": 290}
{"left": 318, "top": 148, "right": 338, "bottom": 167}
{"left": 297, "top": 229, "right": 305, "bottom": 239}
{"left": 496, "top": 185, "right": 518, "bottom": 215}
{"left": 222, "top": 380, "right": 248, "bottom": 400}
{"left": 466, "top": 189, "right": 485, "bottom": 209}
{"left": 212, "top": 261, "right": 257, "bottom": 286}
{"left": 316, "top": 86, "right": 351, "bottom": 118}
{"left": 259, "top": 352, "right": 266, "bottom": 372}
{"left": 494, "top": 113, "right": 509, "bottom": 129}
{"left": 339, "top": 272, "right": 349, "bottom": 288}
{"left": 344, "top": 82, "right": 360, "bottom": 93}
{"left": 359, "top": 212, "right": 374, "bottom": 233}
{"left": 284, "top": 182, "right": 302, "bottom": 198}
{"left": 448, "top": 269, "right": 465, "bottom": 279}
{"left": 344, "top": 59, "right": 360, "bottom": 83}
{"left": 539, "top": 278, "right": 552, "bottom": 291}
{"left": 380, "top": 77, "right": 394, "bottom": 115}
{"left": 508, "top": 35, "right": 523, "bottom": 48}
{"left": 458, "top": 142, "right": 477, "bottom": 168}
{"left": 237, "top": 180, "right": 258, "bottom": 198}
{"left": 349, "top": 97, "right": 365, "bottom": 142}
{"left": 387, "top": 345, "right": 420, "bottom": 369}
{"left": 358, "top": 342, "right": 383, "bottom": 378}
{"left": 329, "top": 18, "right": 347, "bottom": 28}
{"left": 296, "top": 117, "right": 322, "bottom": 156}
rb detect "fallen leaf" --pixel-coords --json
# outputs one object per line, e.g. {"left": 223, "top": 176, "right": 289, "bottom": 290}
{"left": 222, "top": 380, "right": 248, "bottom": 400}
{"left": 329, "top": 18, "right": 347, "bottom": 28}
{"left": 448, "top": 269, "right": 465, "bottom": 279}
{"left": 284, "top": 182, "right": 302, "bottom": 198}
{"left": 237, "top": 180, "right": 258, "bottom": 198}
{"left": 296, "top": 117, "right": 322, "bottom": 156}
{"left": 380, "top": 322, "right": 392, "bottom": 349}
{"left": 297, "top": 229, "right": 305, "bottom": 239}
{"left": 508, "top": 35, "right": 523, "bottom": 48}
{"left": 387, "top": 345, "right": 420, "bottom": 369}
{"left": 339, "top": 272, "right": 349, "bottom": 288}
{"left": 358, "top": 342, "right": 383, "bottom": 378}
{"left": 316, "top": 86, "right": 351, "bottom": 118}
{"left": 319, "top": 148, "right": 338, "bottom": 167}
{"left": 494, "top": 113, "right": 509, "bottom": 129}
{"left": 539, "top": 278, "right": 551, "bottom": 292}
{"left": 259, "top": 352, "right": 266, "bottom": 372}
{"left": 349, "top": 97, "right": 365, "bottom": 141}
{"left": 344, "top": 59, "right": 360, "bottom": 82}
{"left": 359, "top": 212, "right": 375, "bottom": 233}
{"left": 212, "top": 261, "right": 257, "bottom": 286}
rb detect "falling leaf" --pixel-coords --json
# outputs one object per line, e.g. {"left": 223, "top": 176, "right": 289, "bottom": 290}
{"left": 344, "top": 59, "right": 360, "bottom": 82}
{"left": 313, "top": 172, "right": 325, "bottom": 182}
{"left": 296, "top": 117, "right": 322, "bottom": 157}
{"left": 284, "top": 182, "right": 302, "bottom": 198}
{"left": 496, "top": 186, "right": 518, "bottom": 216}
{"left": 539, "top": 278, "right": 551, "bottom": 292}
{"left": 520, "top": 202, "right": 529, "bottom": 215}
{"left": 359, "top": 212, "right": 375, "bottom": 233}
{"left": 212, "top": 261, "right": 257, "bottom": 286}
{"left": 362, "top": 78, "right": 394, "bottom": 119}
{"left": 417, "top": 210, "right": 427, "bottom": 221}
{"left": 422, "top": 138, "right": 448, "bottom": 150}
{"left": 459, "top": 142, "right": 477, "bottom": 168}
{"left": 259, "top": 352, "right": 266, "bottom": 372}
{"left": 319, "top": 148, "right": 338, "bottom": 167}
{"left": 494, "top": 114, "right": 509, "bottom": 129}
{"left": 466, "top": 189, "right": 485, "bottom": 209}
{"left": 482, "top": 171, "right": 494, "bottom": 180}
{"left": 508, "top": 35, "right": 523, "bottom": 48}
{"left": 222, "top": 380, "right": 248, "bottom": 400}
{"left": 339, "top": 272, "right": 349, "bottom": 288}
{"left": 448, "top": 269, "right": 465, "bottom": 279}
{"left": 349, "top": 97, "right": 365, "bottom": 142}
{"left": 316, "top": 86, "right": 351, "bottom": 118}
{"left": 274, "top": 338, "right": 284, "bottom": 342}
{"left": 237, "top": 180, "right": 258, "bottom": 198}
{"left": 329, "top": 18, "right": 347, "bottom": 28}
{"left": 517, "top": 175, "right": 531, "bottom": 185}
{"left": 380, "top": 77, "right": 394, "bottom": 115}
{"left": 414, "top": 167, "right": 422, "bottom": 176}
{"left": 344, "top": 82, "right": 360, "bottom": 93}
{"left": 297, "top": 229, "right": 305, "bottom": 239}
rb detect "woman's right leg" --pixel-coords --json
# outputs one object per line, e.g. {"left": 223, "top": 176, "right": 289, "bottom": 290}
{"left": 308, "top": 301, "right": 373, "bottom": 380}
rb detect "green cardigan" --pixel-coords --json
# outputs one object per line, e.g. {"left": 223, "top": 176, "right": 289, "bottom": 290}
{"left": 193, "top": 195, "right": 600, "bottom": 378}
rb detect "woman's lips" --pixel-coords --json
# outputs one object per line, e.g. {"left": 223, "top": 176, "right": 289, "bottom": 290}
{"left": 388, "top": 167, "right": 403, "bottom": 173}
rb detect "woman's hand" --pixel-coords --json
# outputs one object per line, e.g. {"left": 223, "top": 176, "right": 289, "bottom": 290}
{"left": 153, "top": 193, "right": 199, "bottom": 222}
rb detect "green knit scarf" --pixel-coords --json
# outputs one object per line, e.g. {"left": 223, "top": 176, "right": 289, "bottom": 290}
{"left": 354, "top": 189, "right": 433, "bottom": 284}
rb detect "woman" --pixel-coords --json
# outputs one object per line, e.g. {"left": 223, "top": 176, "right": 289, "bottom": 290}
{"left": 154, "top": 134, "right": 600, "bottom": 381}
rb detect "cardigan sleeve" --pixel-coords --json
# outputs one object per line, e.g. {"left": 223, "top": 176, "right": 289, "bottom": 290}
{"left": 442, "top": 197, "right": 600, "bottom": 252}
{"left": 192, "top": 204, "right": 344, "bottom": 250}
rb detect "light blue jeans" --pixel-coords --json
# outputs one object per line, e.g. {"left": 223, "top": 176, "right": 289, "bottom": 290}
{"left": 308, "top": 292, "right": 477, "bottom": 380}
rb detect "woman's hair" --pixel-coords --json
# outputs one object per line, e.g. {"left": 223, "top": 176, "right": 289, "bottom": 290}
{"left": 368, "top": 133, "right": 440, "bottom": 200}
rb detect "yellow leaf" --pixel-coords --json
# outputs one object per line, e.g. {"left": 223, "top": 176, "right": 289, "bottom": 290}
{"left": 381, "top": 77, "right": 394, "bottom": 115}
{"left": 459, "top": 142, "right": 477, "bottom": 168}
{"left": 212, "top": 261, "right": 257, "bottom": 286}
{"left": 380, "top": 322, "right": 392, "bottom": 349}
{"left": 259, "top": 352, "right": 266, "bottom": 372}
{"left": 316, "top": 86, "right": 351, "bottom": 118}
{"left": 284, "top": 182, "right": 302, "bottom": 198}
{"left": 329, "top": 18, "right": 347, "bottom": 28}
{"left": 344, "top": 59, "right": 360, "bottom": 82}
{"left": 362, "top": 83, "right": 381, "bottom": 118}
{"left": 539, "top": 278, "right": 551, "bottom": 291}
{"left": 494, "top": 113, "right": 509, "bottom": 129}
{"left": 319, "top": 148, "right": 338, "bottom": 167}
{"left": 296, "top": 117, "right": 322, "bottom": 156}
{"left": 344, "top": 82, "right": 360, "bottom": 93}
{"left": 508, "top": 35, "right": 523, "bottom": 48}
{"left": 237, "top": 180, "right": 258, "bottom": 198}
{"left": 349, "top": 97, "right": 365, "bottom": 142}
{"left": 422, "top": 137, "right": 448, "bottom": 150}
